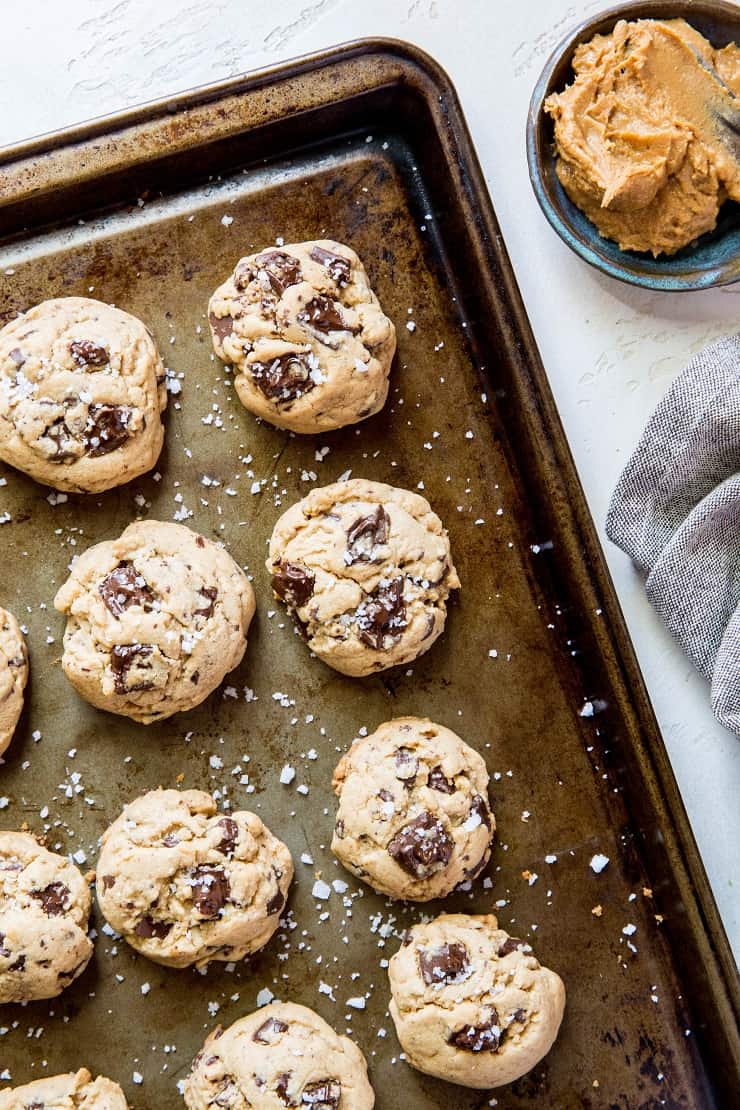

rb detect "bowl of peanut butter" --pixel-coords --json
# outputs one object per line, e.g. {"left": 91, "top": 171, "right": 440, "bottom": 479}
{"left": 527, "top": 1, "right": 740, "bottom": 289}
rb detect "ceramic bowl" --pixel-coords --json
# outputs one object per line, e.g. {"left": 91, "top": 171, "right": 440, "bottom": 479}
{"left": 526, "top": 0, "right": 740, "bottom": 290}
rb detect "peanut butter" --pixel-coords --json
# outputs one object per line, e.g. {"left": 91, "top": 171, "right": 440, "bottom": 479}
{"left": 545, "top": 19, "right": 740, "bottom": 256}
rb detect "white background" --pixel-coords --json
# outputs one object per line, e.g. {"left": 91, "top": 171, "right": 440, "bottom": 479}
{"left": 1, "top": 0, "right": 737, "bottom": 957}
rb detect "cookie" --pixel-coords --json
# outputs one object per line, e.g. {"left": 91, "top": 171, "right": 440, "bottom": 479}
{"left": 53, "top": 520, "right": 255, "bottom": 724}
{"left": 332, "top": 718, "right": 494, "bottom": 901}
{"left": 183, "top": 1001, "right": 375, "bottom": 1109}
{"left": 96, "top": 789, "right": 293, "bottom": 968}
{"left": 388, "top": 913, "right": 566, "bottom": 1089}
{"left": 267, "top": 479, "right": 460, "bottom": 676}
{"left": 0, "top": 1069, "right": 128, "bottom": 1109}
{"left": 0, "top": 831, "right": 93, "bottom": 1003}
{"left": 208, "top": 240, "right": 396, "bottom": 433}
{"left": 0, "top": 607, "right": 28, "bottom": 759}
{"left": 0, "top": 297, "right": 167, "bottom": 493}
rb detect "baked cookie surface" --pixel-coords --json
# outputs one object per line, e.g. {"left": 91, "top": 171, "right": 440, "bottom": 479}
{"left": 53, "top": 520, "right": 255, "bottom": 724}
{"left": 0, "top": 831, "right": 92, "bottom": 1003}
{"left": 96, "top": 789, "right": 293, "bottom": 968}
{"left": 267, "top": 479, "right": 460, "bottom": 676}
{"left": 208, "top": 240, "right": 395, "bottom": 433}
{"left": 0, "top": 607, "right": 28, "bottom": 759}
{"left": 0, "top": 1068, "right": 128, "bottom": 1109}
{"left": 332, "top": 718, "right": 494, "bottom": 901}
{"left": 388, "top": 913, "right": 566, "bottom": 1089}
{"left": 183, "top": 1001, "right": 375, "bottom": 1109}
{"left": 0, "top": 297, "right": 166, "bottom": 492}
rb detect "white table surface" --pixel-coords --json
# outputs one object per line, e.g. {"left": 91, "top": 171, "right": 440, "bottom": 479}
{"left": 2, "top": 0, "right": 737, "bottom": 959}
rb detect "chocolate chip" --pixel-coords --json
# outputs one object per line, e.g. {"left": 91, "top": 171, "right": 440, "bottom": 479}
{"left": 394, "top": 746, "right": 418, "bottom": 784}
{"left": 513, "top": 1008, "right": 527, "bottom": 1023}
{"left": 250, "top": 352, "right": 315, "bottom": 402}
{"left": 497, "top": 936, "right": 524, "bottom": 957}
{"left": 247, "top": 250, "right": 302, "bottom": 295}
{"left": 346, "top": 505, "right": 390, "bottom": 563}
{"left": 69, "top": 339, "right": 108, "bottom": 367}
{"left": 252, "top": 1017, "right": 288, "bottom": 1044}
{"left": 102, "top": 874, "right": 116, "bottom": 890}
{"left": 8, "top": 347, "right": 25, "bottom": 368}
{"left": 419, "top": 942, "right": 470, "bottom": 986}
{"left": 297, "top": 294, "right": 354, "bottom": 334}
{"left": 84, "top": 404, "right": 130, "bottom": 456}
{"left": 8, "top": 954, "right": 25, "bottom": 972}
{"left": 135, "top": 915, "right": 171, "bottom": 939}
{"left": 387, "top": 811, "right": 453, "bottom": 879}
{"left": 99, "top": 561, "right": 154, "bottom": 617}
{"left": 448, "top": 1009, "right": 501, "bottom": 1053}
{"left": 428, "top": 765, "right": 455, "bottom": 794}
{"left": 195, "top": 586, "right": 218, "bottom": 618}
{"left": 110, "top": 643, "right": 154, "bottom": 694}
{"left": 355, "top": 577, "right": 407, "bottom": 650}
{"left": 266, "top": 884, "right": 285, "bottom": 916}
{"left": 31, "top": 881, "right": 70, "bottom": 916}
{"left": 275, "top": 1073, "right": 292, "bottom": 1105}
{"left": 217, "top": 817, "right": 239, "bottom": 856}
{"left": 301, "top": 1079, "right": 341, "bottom": 1108}
{"left": 272, "top": 560, "right": 315, "bottom": 608}
{"left": 310, "top": 245, "right": 351, "bottom": 287}
{"left": 469, "top": 794, "right": 492, "bottom": 830}
{"left": 191, "top": 865, "right": 230, "bottom": 918}
{"left": 209, "top": 312, "right": 235, "bottom": 343}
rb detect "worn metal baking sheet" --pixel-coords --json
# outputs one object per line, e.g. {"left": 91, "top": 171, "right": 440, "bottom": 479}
{"left": 0, "top": 40, "right": 737, "bottom": 1110}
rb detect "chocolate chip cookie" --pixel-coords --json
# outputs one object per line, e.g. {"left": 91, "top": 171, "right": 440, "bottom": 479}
{"left": 0, "top": 607, "right": 28, "bottom": 759}
{"left": 0, "top": 1069, "right": 128, "bottom": 1109}
{"left": 96, "top": 789, "right": 293, "bottom": 969}
{"left": 332, "top": 718, "right": 494, "bottom": 901}
{"left": 53, "top": 520, "right": 255, "bottom": 724}
{"left": 267, "top": 479, "right": 460, "bottom": 676}
{"left": 208, "top": 240, "right": 395, "bottom": 433}
{"left": 183, "top": 1001, "right": 375, "bottom": 1109}
{"left": 0, "top": 831, "right": 93, "bottom": 1003}
{"left": 0, "top": 297, "right": 167, "bottom": 492}
{"left": 388, "top": 913, "right": 566, "bottom": 1089}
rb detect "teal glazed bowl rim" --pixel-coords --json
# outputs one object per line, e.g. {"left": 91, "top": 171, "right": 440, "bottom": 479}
{"left": 526, "top": 0, "right": 740, "bottom": 291}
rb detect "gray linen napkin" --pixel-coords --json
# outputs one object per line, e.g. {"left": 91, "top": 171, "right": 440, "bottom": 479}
{"left": 606, "top": 334, "right": 740, "bottom": 737}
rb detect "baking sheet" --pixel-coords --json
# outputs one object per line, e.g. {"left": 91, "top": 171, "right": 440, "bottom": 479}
{"left": 0, "top": 40, "right": 737, "bottom": 1110}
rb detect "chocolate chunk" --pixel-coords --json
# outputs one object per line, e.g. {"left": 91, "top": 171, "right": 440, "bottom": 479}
{"left": 302, "top": 1079, "right": 341, "bottom": 1108}
{"left": 70, "top": 339, "right": 108, "bottom": 367}
{"left": 31, "top": 881, "right": 70, "bottom": 916}
{"left": 45, "top": 416, "right": 77, "bottom": 460}
{"left": 99, "top": 561, "right": 154, "bottom": 617}
{"left": 0, "top": 932, "right": 9, "bottom": 957}
{"left": 513, "top": 1008, "right": 527, "bottom": 1023}
{"left": 448, "top": 1009, "right": 501, "bottom": 1053}
{"left": 209, "top": 312, "right": 235, "bottom": 343}
{"left": 8, "top": 954, "right": 25, "bottom": 972}
{"left": 346, "top": 505, "right": 390, "bottom": 562}
{"left": 163, "top": 833, "right": 180, "bottom": 847}
{"left": 355, "top": 577, "right": 407, "bottom": 650}
{"left": 428, "top": 765, "right": 455, "bottom": 794}
{"left": 394, "top": 746, "right": 418, "bottom": 784}
{"left": 8, "top": 347, "right": 25, "bottom": 368}
{"left": 191, "top": 865, "right": 230, "bottom": 918}
{"left": 102, "top": 874, "right": 116, "bottom": 890}
{"left": 387, "top": 811, "right": 453, "bottom": 879}
{"left": 247, "top": 250, "right": 302, "bottom": 295}
{"left": 497, "top": 936, "right": 524, "bottom": 957}
{"left": 135, "top": 915, "right": 171, "bottom": 939}
{"left": 253, "top": 1017, "right": 289, "bottom": 1044}
{"left": 419, "top": 942, "right": 470, "bottom": 986}
{"left": 297, "top": 294, "right": 354, "bottom": 334}
{"left": 213, "top": 1078, "right": 241, "bottom": 1107}
{"left": 195, "top": 586, "right": 218, "bottom": 618}
{"left": 84, "top": 404, "right": 130, "bottom": 456}
{"left": 266, "top": 884, "right": 285, "bottom": 916}
{"left": 275, "top": 1073, "right": 292, "bottom": 1105}
{"left": 469, "top": 794, "right": 492, "bottom": 830}
{"left": 110, "top": 643, "right": 154, "bottom": 694}
{"left": 250, "top": 352, "right": 315, "bottom": 402}
{"left": 463, "top": 851, "right": 489, "bottom": 880}
{"left": 310, "top": 245, "right": 351, "bottom": 287}
{"left": 378, "top": 788, "right": 394, "bottom": 803}
{"left": 217, "top": 816, "right": 239, "bottom": 856}
{"left": 272, "top": 560, "right": 315, "bottom": 608}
